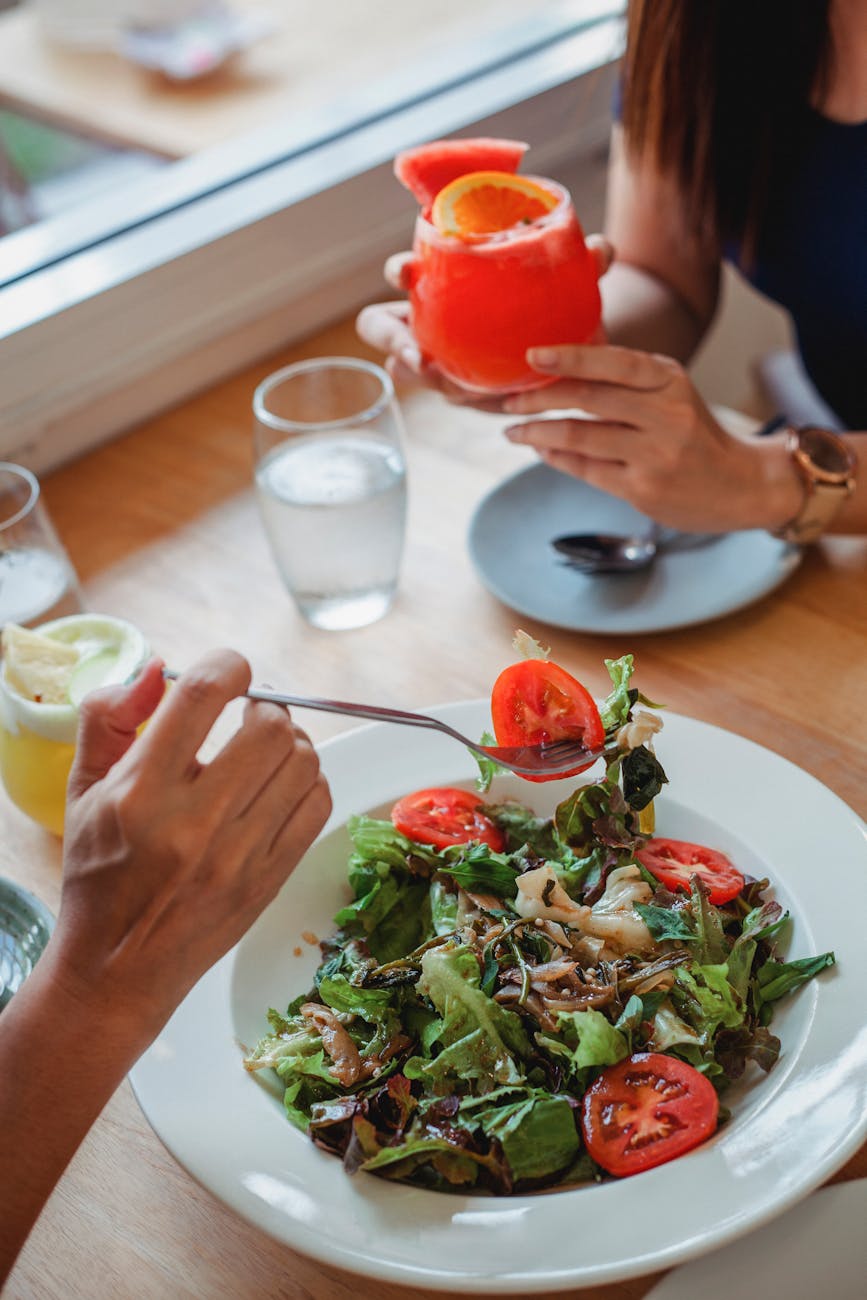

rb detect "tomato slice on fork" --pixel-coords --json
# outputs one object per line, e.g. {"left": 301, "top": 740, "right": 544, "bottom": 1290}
{"left": 490, "top": 659, "right": 604, "bottom": 783}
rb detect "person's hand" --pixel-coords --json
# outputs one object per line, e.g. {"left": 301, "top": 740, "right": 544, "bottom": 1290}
{"left": 52, "top": 649, "right": 331, "bottom": 1043}
{"left": 502, "top": 343, "right": 804, "bottom": 533}
{"left": 356, "top": 238, "right": 614, "bottom": 409}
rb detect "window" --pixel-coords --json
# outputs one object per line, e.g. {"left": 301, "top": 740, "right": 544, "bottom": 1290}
{"left": 0, "top": 0, "right": 623, "bottom": 470}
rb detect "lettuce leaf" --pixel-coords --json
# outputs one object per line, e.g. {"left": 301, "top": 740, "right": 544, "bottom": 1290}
{"left": 473, "top": 1090, "right": 580, "bottom": 1182}
{"left": 473, "top": 730, "right": 508, "bottom": 793}
{"left": 536, "top": 1007, "right": 629, "bottom": 1086}
{"left": 671, "top": 963, "right": 744, "bottom": 1041}
{"left": 404, "top": 946, "right": 531, "bottom": 1093}
{"left": 316, "top": 973, "right": 396, "bottom": 1022}
{"left": 599, "top": 654, "right": 636, "bottom": 733}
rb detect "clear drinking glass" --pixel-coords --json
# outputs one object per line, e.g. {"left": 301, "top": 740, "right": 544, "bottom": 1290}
{"left": 0, "top": 463, "right": 84, "bottom": 630}
{"left": 253, "top": 358, "right": 408, "bottom": 631}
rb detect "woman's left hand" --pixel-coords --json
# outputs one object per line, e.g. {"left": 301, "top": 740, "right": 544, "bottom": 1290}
{"left": 503, "top": 344, "right": 802, "bottom": 533}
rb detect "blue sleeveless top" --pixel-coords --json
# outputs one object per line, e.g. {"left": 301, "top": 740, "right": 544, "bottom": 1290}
{"left": 728, "top": 107, "right": 867, "bottom": 429}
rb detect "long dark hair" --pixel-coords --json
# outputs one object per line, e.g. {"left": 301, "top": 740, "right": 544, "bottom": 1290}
{"left": 620, "top": 0, "right": 834, "bottom": 252}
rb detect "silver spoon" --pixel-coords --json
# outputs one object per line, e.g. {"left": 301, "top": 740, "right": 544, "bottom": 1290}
{"left": 551, "top": 525, "right": 721, "bottom": 575}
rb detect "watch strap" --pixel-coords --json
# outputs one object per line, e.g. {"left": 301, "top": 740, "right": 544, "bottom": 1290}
{"left": 772, "top": 426, "right": 857, "bottom": 545}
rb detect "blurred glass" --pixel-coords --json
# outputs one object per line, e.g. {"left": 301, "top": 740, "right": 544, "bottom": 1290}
{"left": 0, "top": 877, "right": 54, "bottom": 1011}
{"left": 0, "top": 462, "right": 83, "bottom": 629}
{"left": 253, "top": 357, "right": 408, "bottom": 631}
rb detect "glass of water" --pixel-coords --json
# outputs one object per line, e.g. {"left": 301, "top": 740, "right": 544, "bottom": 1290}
{"left": 253, "top": 358, "right": 408, "bottom": 631}
{"left": 0, "top": 463, "right": 84, "bottom": 630}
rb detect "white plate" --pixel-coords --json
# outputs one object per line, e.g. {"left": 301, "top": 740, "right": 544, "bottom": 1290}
{"left": 646, "top": 1179, "right": 867, "bottom": 1300}
{"left": 130, "top": 704, "right": 867, "bottom": 1294}
{"left": 468, "top": 465, "right": 802, "bottom": 634}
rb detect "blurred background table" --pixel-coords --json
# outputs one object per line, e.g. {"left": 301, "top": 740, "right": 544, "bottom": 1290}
{"left": 0, "top": 0, "right": 562, "bottom": 158}
{"left": 2, "top": 313, "right": 866, "bottom": 1299}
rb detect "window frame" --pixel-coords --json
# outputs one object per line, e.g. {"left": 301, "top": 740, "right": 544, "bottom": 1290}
{"left": 0, "top": 12, "right": 622, "bottom": 472}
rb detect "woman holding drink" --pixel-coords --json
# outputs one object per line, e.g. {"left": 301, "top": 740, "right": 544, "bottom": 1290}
{"left": 359, "top": 0, "right": 867, "bottom": 542}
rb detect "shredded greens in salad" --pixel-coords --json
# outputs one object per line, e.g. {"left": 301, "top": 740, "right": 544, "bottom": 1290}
{"left": 245, "top": 655, "right": 835, "bottom": 1194}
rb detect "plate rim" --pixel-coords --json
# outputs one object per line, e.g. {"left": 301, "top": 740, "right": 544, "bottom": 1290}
{"left": 130, "top": 703, "right": 867, "bottom": 1293}
{"left": 467, "top": 462, "right": 802, "bottom": 635}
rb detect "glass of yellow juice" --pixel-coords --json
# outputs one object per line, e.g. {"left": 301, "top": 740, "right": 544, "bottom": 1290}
{"left": 0, "top": 614, "right": 150, "bottom": 835}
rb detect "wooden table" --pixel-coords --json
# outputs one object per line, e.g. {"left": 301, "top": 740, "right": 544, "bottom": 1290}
{"left": 3, "top": 315, "right": 866, "bottom": 1299}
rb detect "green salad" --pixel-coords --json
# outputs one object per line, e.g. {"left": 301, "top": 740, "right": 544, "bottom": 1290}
{"left": 245, "top": 654, "right": 835, "bottom": 1193}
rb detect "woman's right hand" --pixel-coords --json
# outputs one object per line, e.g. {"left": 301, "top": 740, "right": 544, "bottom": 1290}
{"left": 53, "top": 649, "right": 332, "bottom": 1046}
{"left": 356, "top": 238, "right": 614, "bottom": 408}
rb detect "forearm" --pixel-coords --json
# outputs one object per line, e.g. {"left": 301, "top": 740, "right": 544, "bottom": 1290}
{"left": 0, "top": 944, "right": 154, "bottom": 1284}
{"left": 599, "top": 262, "right": 711, "bottom": 363}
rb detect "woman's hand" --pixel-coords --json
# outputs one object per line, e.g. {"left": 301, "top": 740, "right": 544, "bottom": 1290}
{"left": 356, "top": 239, "right": 613, "bottom": 407}
{"left": 0, "top": 647, "right": 331, "bottom": 1284}
{"left": 503, "top": 343, "right": 804, "bottom": 533}
{"left": 55, "top": 648, "right": 331, "bottom": 1040}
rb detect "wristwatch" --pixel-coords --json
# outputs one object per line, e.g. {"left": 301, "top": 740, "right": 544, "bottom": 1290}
{"left": 773, "top": 425, "right": 858, "bottom": 544}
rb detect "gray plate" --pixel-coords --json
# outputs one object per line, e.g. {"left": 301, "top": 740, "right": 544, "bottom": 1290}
{"left": 468, "top": 464, "right": 802, "bottom": 635}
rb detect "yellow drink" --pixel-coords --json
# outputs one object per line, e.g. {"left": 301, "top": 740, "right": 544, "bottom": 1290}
{"left": 0, "top": 614, "right": 149, "bottom": 835}
{"left": 0, "top": 725, "right": 75, "bottom": 836}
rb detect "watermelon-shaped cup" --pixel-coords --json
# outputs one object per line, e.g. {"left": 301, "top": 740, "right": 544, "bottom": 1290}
{"left": 394, "top": 137, "right": 601, "bottom": 394}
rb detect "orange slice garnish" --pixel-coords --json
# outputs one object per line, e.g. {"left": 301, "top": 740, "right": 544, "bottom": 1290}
{"left": 430, "top": 170, "right": 558, "bottom": 238}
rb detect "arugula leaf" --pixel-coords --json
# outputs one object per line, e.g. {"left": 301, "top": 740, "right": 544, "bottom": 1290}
{"left": 437, "top": 842, "right": 521, "bottom": 899}
{"left": 755, "top": 952, "right": 836, "bottom": 1018}
{"left": 634, "top": 901, "right": 696, "bottom": 944}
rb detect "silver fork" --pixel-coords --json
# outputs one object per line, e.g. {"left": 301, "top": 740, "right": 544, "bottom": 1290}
{"left": 163, "top": 672, "right": 608, "bottom": 777}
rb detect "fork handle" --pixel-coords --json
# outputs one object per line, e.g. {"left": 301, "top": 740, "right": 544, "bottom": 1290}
{"left": 162, "top": 670, "right": 446, "bottom": 732}
{"left": 245, "top": 688, "right": 446, "bottom": 731}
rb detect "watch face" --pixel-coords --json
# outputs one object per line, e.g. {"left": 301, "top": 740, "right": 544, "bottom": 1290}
{"left": 799, "top": 427, "right": 854, "bottom": 480}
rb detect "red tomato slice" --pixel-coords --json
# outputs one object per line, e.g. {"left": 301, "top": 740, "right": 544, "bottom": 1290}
{"left": 582, "top": 1052, "right": 719, "bottom": 1178}
{"left": 490, "top": 659, "right": 605, "bottom": 783}
{"left": 391, "top": 787, "right": 505, "bottom": 852}
{"left": 636, "top": 837, "right": 745, "bottom": 904}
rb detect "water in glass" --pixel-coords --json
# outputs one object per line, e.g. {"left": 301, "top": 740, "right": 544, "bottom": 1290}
{"left": 0, "top": 548, "right": 80, "bottom": 628}
{"left": 255, "top": 432, "right": 406, "bottom": 631}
